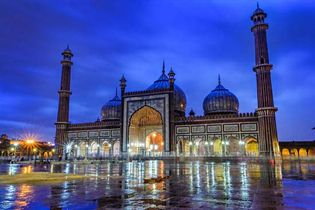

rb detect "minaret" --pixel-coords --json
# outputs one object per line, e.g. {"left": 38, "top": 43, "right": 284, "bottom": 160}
{"left": 55, "top": 46, "right": 73, "bottom": 158}
{"left": 168, "top": 66, "right": 176, "bottom": 152}
{"left": 251, "top": 4, "right": 280, "bottom": 158}
{"left": 120, "top": 75, "right": 126, "bottom": 153}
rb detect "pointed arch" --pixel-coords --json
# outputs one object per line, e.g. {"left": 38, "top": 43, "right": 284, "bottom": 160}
{"left": 128, "top": 105, "right": 164, "bottom": 155}
{"left": 129, "top": 105, "right": 163, "bottom": 127}
{"left": 244, "top": 137, "right": 259, "bottom": 157}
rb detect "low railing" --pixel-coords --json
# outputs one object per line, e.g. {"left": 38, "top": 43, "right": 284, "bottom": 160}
{"left": 176, "top": 112, "right": 258, "bottom": 122}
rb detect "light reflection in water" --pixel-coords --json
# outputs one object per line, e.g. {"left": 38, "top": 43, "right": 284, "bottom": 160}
{"left": 240, "top": 162, "right": 249, "bottom": 199}
{"left": 22, "top": 165, "right": 33, "bottom": 174}
{"left": 8, "top": 164, "right": 18, "bottom": 175}
{"left": 2, "top": 160, "right": 315, "bottom": 209}
{"left": 15, "top": 184, "right": 33, "bottom": 208}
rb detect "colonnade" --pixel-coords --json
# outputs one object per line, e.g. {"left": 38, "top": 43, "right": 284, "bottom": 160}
{"left": 176, "top": 137, "right": 259, "bottom": 157}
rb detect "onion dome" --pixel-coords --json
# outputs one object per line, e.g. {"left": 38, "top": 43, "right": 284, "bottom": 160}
{"left": 203, "top": 75, "right": 239, "bottom": 115}
{"left": 147, "top": 62, "right": 187, "bottom": 113}
{"left": 101, "top": 89, "right": 121, "bottom": 121}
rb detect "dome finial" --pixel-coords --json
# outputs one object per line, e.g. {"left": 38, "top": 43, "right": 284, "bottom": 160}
{"left": 257, "top": 2, "right": 260, "bottom": 9}
{"left": 120, "top": 74, "right": 126, "bottom": 82}
{"left": 115, "top": 87, "right": 118, "bottom": 97}
{"left": 189, "top": 108, "right": 195, "bottom": 117}
{"left": 162, "top": 60, "right": 165, "bottom": 74}
{"left": 218, "top": 74, "right": 221, "bottom": 85}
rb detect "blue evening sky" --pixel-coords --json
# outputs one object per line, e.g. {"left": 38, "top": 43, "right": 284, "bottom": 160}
{"left": 0, "top": 0, "right": 314, "bottom": 142}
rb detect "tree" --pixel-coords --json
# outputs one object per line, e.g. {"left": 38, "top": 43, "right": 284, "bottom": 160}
{"left": 0, "top": 134, "right": 11, "bottom": 155}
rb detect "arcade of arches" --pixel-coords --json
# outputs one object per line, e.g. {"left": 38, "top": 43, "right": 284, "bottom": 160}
{"left": 176, "top": 137, "right": 259, "bottom": 157}
{"left": 68, "top": 140, "right": 120, "bottom": 158}
{"left": 128, "top": 106, "right": 164, "bottom": 155}
{"left": 281, "top": 147, "right": 315, "bottom": 158}
{"left": 279, "top": 141, "right": 315, "bottom": 159}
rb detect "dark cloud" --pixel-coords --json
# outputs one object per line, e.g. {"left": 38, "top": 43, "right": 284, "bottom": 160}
{"left": 0, "top": 0, "right": 314, "bottom": 141}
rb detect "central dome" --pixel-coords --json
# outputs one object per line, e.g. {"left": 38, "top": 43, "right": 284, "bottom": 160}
{"left": 203, "top": 76, "right": 239, "bottom": 115}
{"left": 147, "top": 64, "right": 186, "bottom": 113}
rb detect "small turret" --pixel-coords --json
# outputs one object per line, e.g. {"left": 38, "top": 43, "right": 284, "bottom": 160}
{"left": 61, "top": 45, "right": 73, "bottom": 61}
{"left": 189, "top": 109, "right": 195, "bottom": 117}
{"left": 168, "top": 67, "right": 175, "bottom": 90}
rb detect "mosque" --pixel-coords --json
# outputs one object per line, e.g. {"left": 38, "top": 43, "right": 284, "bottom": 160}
{"left": 55, "top": 5, "right": 281, "bottom": 159}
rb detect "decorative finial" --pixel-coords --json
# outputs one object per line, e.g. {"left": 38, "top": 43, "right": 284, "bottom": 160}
{"left": 120, "top": 74, "right": 126, "bottom": 82}
{"left": 257, "top": 2, "right": 260, "bottom": 9}
{"left": 218, "top": 74, "right": 221, "bottom": 85}
{"left": 168, "top": 67, "right": 175, "bottom": 77}
{"left": 189, "top": 108, "right": 195, "bottom": 117}
{"left": 65, "top": 44, "right": 71, "bottom": 52}
{"left": 162, "top": 60, "right": 165, "bottom": 74}
{"left": 115, "top": 87, "right": 118, "bottom": 97}
{"left": 62, "top": 44, "right": 73, "bottom": 58}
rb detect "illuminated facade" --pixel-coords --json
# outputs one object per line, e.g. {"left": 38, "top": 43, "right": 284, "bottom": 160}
{"left": 55, "top": 6, "right": 281, "bottom": 159}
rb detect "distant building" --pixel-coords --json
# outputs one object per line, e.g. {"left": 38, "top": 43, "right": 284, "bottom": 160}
{"left": 55, "top": 5, "right": 281, "bottom": 159}
{"left": 279, "top": 141, "right": 315, "bottom": 158}
{"left": 0, "top": 134, "right": 54, "bottom": 157}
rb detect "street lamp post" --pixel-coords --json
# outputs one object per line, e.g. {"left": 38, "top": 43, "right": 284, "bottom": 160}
{"left": 189, "top": 141, "right": 193, "bottom": 156}
{"left": 26, "top": 139, "right": 34, "bottom": 161}
{"left": 239, "top": 140, "right": 245, "bottom": 156}
{"left": 210, "top": 141, "right": 214, "bottom": 156}
{"left": 33, "top": 148, "right": 37, "bottom": 163}
{"left": 85, "top": 144, "right": 89, "bottom": 160}
{"left": 74, "top": 144, "right": 78, "bottom": 159}
{"left": 205, "top": 141, "right": 209, "bottom": 156}
{"left": 195, "top": 142, "right": 199, "bottom": 156}
{"left": 222, "top": 141, "right": 229, "bottom": 156}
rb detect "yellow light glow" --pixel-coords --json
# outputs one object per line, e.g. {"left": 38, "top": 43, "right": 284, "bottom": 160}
{"left": 11, "top": 141, "right": 19, "bottom": 146}
{"left": 26, "top": 140, "right": 34, "bottom": 144}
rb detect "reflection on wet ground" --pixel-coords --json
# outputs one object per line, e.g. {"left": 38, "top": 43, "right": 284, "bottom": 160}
{"left": 0, "top": 160, "right": 315, "bottom": 209}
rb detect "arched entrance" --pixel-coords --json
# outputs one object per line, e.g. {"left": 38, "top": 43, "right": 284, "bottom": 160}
{"left": 227, "top": 137, "right": 240, "bottom": 156}
{"left": 78, "top": 142, "right": 87, "bottom": 158}
{"left": 308, "top": 148, "right": 315, "bottom": 157}
{"left": 128, "top": 106, "right": 163, "bottom": 155}
{"left": 198, "top": 140, "right": 207, "bottom": 156}
{"left": 113, "top": 141, "right": 120, "bottom": 156}
{"left": 146, "top": 132, "right": 163, "bottom": 155}
{"left": 213, "top": 138, "right": 222, "bottom": 156}
{"left": 245, "top": 138, "right": 259, "bottom": 157}
{"left": 177, "top": 139, "right": 190, "bottom": 156}
{"left": 101, "top": 141, "right": 111, "bottom": 157}
{"left": 282, "top": 148, "right": 290, "bottom": 157}
{"left": 90, "top": 141, "right": 98, "bottom": 158}
{"left": 299, "top": 148, "right": 308, "bottom": 157}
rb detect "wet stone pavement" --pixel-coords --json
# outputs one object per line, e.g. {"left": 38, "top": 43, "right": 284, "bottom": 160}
{"left": 0, "top": 160, "right": 315, "bottom": 209}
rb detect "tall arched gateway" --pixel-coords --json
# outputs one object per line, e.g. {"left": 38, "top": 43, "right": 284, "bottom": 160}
{"left": 128, "top": 106, "right": 164, "bottom": 155}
